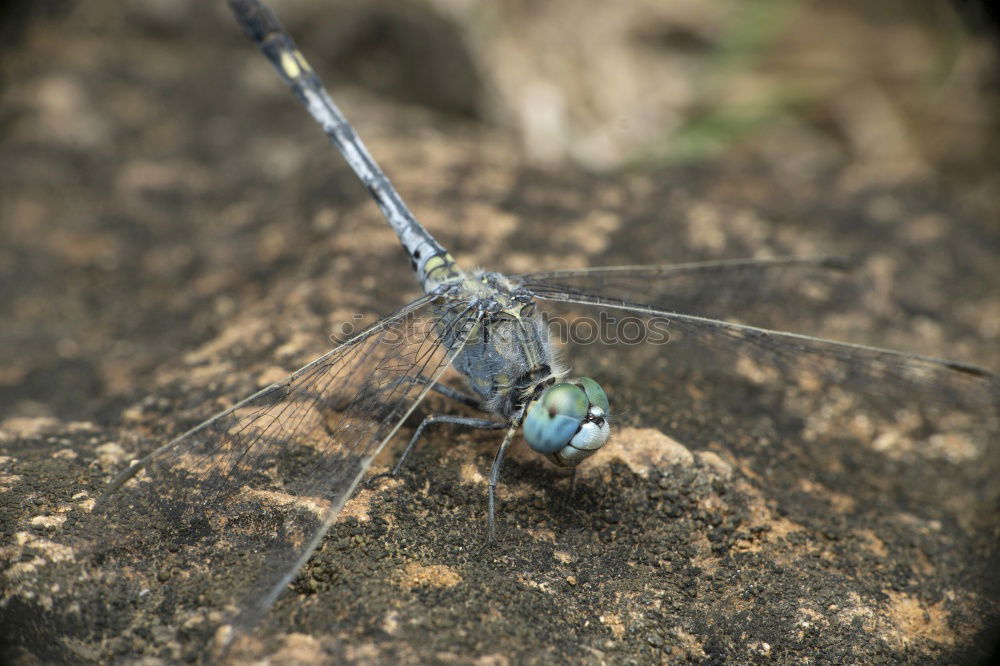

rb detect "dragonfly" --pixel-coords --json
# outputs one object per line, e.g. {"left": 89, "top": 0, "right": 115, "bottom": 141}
{"left": 92, "top": 0, "right": 998, "bottom": 651}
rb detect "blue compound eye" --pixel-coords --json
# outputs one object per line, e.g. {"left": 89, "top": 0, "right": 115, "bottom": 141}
{"left": 577, "top": 377, "right": 608, "bottom": 414}
{"left": 523, "top": 383, "right": 588, "bottom": 454}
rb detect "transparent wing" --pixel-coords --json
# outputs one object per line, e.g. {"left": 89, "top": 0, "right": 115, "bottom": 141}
{"left": 91, "top": 294, "right": 479, "bottom": 645}
{"left": 528, "top": 287, "right": 998, "bottom": 416}
{"left": 514, "top": 256, "right": 860, "bottom": 330}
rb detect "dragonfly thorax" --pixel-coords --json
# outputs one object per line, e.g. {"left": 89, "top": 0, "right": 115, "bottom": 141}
{"left": 436, "top": 271, "right": 612, "bottom": 465}
{"left": 444, "top": 274, "right": 557, "bottom": 416}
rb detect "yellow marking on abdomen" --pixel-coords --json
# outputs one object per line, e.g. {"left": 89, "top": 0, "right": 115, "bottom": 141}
{"left": 423, "top": 253, "right": 459, "bottom": 280}
{"left": 294, "top": 50, "right": 312, "bottom": 73}
{"left": 422, "top": 254, "right": 445, "bottom": 274}
{"left": 280, "top": 51, "right": 302, "bottom": 79}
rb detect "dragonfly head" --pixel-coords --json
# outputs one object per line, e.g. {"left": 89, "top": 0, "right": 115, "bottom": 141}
{"left": 523, "top": 377, "right": 610, "bottom": 467}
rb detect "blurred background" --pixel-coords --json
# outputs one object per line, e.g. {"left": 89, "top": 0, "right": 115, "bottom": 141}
{"left": 4, "top": 0, "right": 998, "bottom": 176}
{"left": 248, "top": 0, "right": 1000, "bottom": 183}
{"left": 1, "top": 0, "right": 998, "bottom": 423}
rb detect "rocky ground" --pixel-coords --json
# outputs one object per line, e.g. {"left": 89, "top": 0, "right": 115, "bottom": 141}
{"left": 1, "top": 1, "right": 998, "bottom": 663}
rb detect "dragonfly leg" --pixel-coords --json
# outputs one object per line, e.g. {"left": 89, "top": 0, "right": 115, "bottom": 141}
{"left": 394, "top": 414, "right": 503, "bottom": 474}
{"left": 331, "top": 374, "right": 484, "bottom": 415}
{"left": 367, "top": 414, "right": 503, "bottom": 487}
{"left": 565, "top": 468, "right": 578, "bottom": 507}
{"left": 487, "top": 423, "right": 521, "bottom": 542}
{"left": 427, "top": 381, "right": 485, "bottom": 411}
